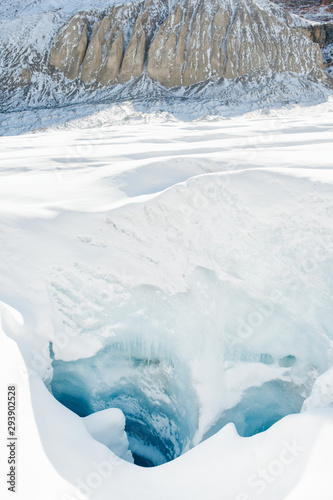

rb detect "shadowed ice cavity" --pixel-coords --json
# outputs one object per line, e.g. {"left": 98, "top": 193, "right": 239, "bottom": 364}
{"left": 203, "top": 380, "right": 305, "bottom": 441}
{"left": 50, "top": 342, "right": 198, "bottom": 467}
{"left": 50, "top": 340, "right": 306, "bottom": 467}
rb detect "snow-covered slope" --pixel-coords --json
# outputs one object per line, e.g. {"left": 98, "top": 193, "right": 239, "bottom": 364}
{"left": 0, "top": 0, "right": 133, "bottom": 20}
{"left": 2, "top": 75, "right": 333, "bottom": 136}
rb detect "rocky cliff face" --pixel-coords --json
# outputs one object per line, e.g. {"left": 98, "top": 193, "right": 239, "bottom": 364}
{"left": 48, "top": 0, "right": 325, "bottom": 88}
{"left": 0, "top": 0, "right": 332, "bottom": 113}
{"left": 298, "top": 22, "right": 333, "bottom": 48}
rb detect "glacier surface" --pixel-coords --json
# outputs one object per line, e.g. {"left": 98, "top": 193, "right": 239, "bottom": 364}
{"left": 0, "top": 103, "right": 333, "bottom": 498}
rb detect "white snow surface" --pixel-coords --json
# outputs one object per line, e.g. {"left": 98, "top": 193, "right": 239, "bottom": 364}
{"left": 1, "top": 103, "right": 333, "bottom": 499}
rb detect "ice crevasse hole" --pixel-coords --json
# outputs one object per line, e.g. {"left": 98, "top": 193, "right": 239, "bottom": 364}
{"left": 48, "top": 267, "right": 308, "bottom": 467}
{"left": 50, "top": 342, "right": 199, "bottom": 467}
{"left": 49, "top": 338, "right": 305, "bottom": 467}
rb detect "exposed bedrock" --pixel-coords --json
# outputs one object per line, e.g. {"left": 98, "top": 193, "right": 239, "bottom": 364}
{"left": 49, "top": 14, "right": 89, "bottom": 80}
{"left": 48, "top": 0, "right": 328, "bottom": 89}
{"left": 299, "top": 22, "right": 333, "bottom": 48}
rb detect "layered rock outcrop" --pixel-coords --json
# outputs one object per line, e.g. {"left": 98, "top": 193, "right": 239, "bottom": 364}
{"left": 49, "top": 14, "right": 89, "bottom": 80}
{"left": 299, "top": 22, "right": 333, "bottom": 48}
{"left": 48, "top": 0, "right": 326, "bottom": 89}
